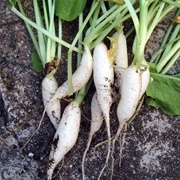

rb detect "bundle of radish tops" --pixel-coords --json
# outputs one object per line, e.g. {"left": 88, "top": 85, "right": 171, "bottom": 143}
{"left": 10, "top": 0, "right": 180, "bottom": 179}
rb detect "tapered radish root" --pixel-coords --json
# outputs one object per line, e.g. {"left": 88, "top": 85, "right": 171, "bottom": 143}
{"left": 117, "top": 65, "right": 141, "bottom": 132}
{"left": 110, "top": 30, "right": 129, "bottom": 177}
{"left": 47, "top": 46, "right": 93, "bottom": 179}
{"left": 111, "top": 30, "right": 129, "bottom": 105}
{"left": 82, "top": 93, "right": 103, "bottom": 180}
{"left": 93, "top": 42, "right": 114, "bottom": 179}
{"left": 44, "top": 46, "right": 92, "bottom": 129}
{"left": 53, "top": 46, "right": 93, "bottom": 101}
{"left": 111, "top": 65, "right": 142, "bottom": 179}
{"left": 47, "top": 101, "right": 81, "bottom": 180}
{"left": 89, "top": 93, "right": 103, "bottom": 137}
{"left": 113, "top": 64, "right": 150, "bottom": 154}
{"left": 113, "top": 30, "right": 128, "bottom": 88}
{"left": 42, "top": 75, "right": 60, "bottom": 129}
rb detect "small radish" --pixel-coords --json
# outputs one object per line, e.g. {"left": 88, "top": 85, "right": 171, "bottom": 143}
{"left": 117, "top": 65, "right": 141, "bottom": 132}
{"left": 111, "top": 65, "right": 142, "bottom": 178}
{"left": 93, "top": 42, "right": 114, "bottom": 179}
{"left": 112, "top": 30, "right": 128, "bottom": 88}
{"left": 43, "top": 46, "right": 93, "bottom": 123}
{"left": 47, "top": 101, "right": 81, "bottom": 180}
{"left": 115, "top": 64, "right": 150, "bottom": 137}
{"left": 82, "top": 93, "right": 103, "bottom": 180}
{"left": 42, "top": 75, "right": 60, "bottom": 129}
{"left": 111, "top": 65, "right": 150, "bottom": 177}
{"left": 52, "top": 46, "right": 93, "bottom": 101}
{"left": 88, "top": 93, "right": 103, "bottom": 139}
{"left": 110, "top": 30, "right": 129, "bottom": 176}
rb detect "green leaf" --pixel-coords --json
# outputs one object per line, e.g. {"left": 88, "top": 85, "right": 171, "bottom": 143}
{"left": 55, "top": 0, "right": 87, "bottom": 21}
{"left": 31, "top": 51, "right": 43, "bottom": 73}
{"left": 146, "top": 73, "right": 180, "bottom": 115}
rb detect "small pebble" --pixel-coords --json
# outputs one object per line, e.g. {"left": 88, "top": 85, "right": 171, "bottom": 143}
{"left": 28, "top": 152, "right": 34, "bottom": 157}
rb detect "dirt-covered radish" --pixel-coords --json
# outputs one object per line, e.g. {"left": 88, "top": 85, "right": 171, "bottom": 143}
{"left": 42, "top": 75, "right": 60, "bottom": 129}
{"left": 47, "top": 101, "right": 81, "bottom": 180}
{"left": 93, "top": 42, "right": 114, "bottom": 179}
{"left": 117, "top": 65, "right": 141, "bottom": 131}
{"left": 82, "top": 93, "right": 103, "bottom": 180}
{"left": 110, "top": 30, "right": 129, "bottom": 176}
{"left": 42, "top": 46, "right": 93, "bottom": 124}
{"left": 113, "top": 64, "right": 150, "bottom": 142}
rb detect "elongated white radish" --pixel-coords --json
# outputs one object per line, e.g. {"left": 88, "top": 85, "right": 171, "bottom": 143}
{"left": 82, "top": 93, "right": 103, "bottom": 180}
{"left": 111, "top": 30, "right": 128, "bottom": 102}
{"left": 117, "top": 65, "right": 141, "bottom": 131}
{"left": 42, "top": 46, "right": 92, "bottom": 129}
{"left": 111, "top": 66, "right": 141, "bottom": 176}
{"left": 111, "top": 65, "right": 150, "bottom": 177}
{"left": 89, "top": 93, "right": 103, "bottom": 136}
{"left": 115, "top": 61, "right": 149, "bottom": 132}
{"left": 42, "top": 75, "right": 60, "bottom": 129}
{"left": 52, "top": 46, "right": 93, "bottom": 101}
{"left": 111, "top": 31, "right": 128, "bottom": 177}
{"left": 93, "top": 42, "right": 114, "bottom": 179}
{"left": 47, "top": 101, "right": 81, "bottom": 180}
{"left": 113, "top": 31, "right": 128, "bottom": 87}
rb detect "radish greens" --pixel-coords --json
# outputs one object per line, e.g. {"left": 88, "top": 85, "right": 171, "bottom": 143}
{"left": 9, "top": 0, "right": 180, "bottom": 179}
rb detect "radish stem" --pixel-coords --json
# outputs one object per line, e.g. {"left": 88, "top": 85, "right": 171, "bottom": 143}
{"left": 11, "top": 6, "right": 82, "bottom": 53}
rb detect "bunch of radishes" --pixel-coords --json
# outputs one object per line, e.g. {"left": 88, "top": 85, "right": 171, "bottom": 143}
{"left": 10, "top": 0, "right": 180, "bottom": 179}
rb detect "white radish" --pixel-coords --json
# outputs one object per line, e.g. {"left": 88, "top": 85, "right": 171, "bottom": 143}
{"left": 111, "top": 30, "right": 129, "bottom": 177}
{"left": 111, "top": 65, "right": 150, "bottom": 175}
{"left": 93, "top": 42, "right": 114, "bottom": 179}
{"left": 113, "top": 30, "right": 128, "bottom": 88}
{"left": 52, "top": 46, "right": 93, "bottom": 101}
{"left": 82, "top": 93, "right": 103, "bottom": 180}
{"left": 47, "top": 101, "right": 81, "bottom": 180}
{"left": 111, "top": 66, "right": 142, "bottom": 176}
{"left": 115, "top": 64, "right": 150, "bottom": 137}
{"left": 117, "top": 65, "right": 141, "bottom": 131}
{"left": 43, "top": 46, "right": 92, "bottom": 126}
{"left": 89, "top": 93, "right": 103, "bottom": 137}
{"left": 42, "top": 75, "right": 60, "bottom": 129}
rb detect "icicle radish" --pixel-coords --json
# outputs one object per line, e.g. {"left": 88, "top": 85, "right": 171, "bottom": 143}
{"left": 111, "top": 30, "right": 129, "bottom": 177}
{"left": 111, "top": 65, "right": 150, "bottom": 177}
{"left": 44, "top": 46, "right": 92, "bottom": 125}
{"left": 52, "top": 46, "right": 93, "bottom": 101}
{"left": 42, "top": 75, "right": 60, "bottom": 129}
{"left": 117, "top": 65, "right": 141, "bottom": 131}
{"left": 89, "top": 93, "right": 103, "bottom": 137}
{"left": 110, "top": 30, "right": 128, "bottom": 102}
{"left": 115, "top": 64, "right": 150, "bottom": 135}
{"left": 111, "top": 66, "right": 141, "bottom": 176}
{"left": 112, "top": 30, "right": 128, "bottom": 88}
{"left": 47, "top": 101, "right": 81, "bottom": 180}
{"left": 93, "top": 42, "right": 114, "bottom": 179}
{"left": 82, "top": 93, "right": 103, "bottom": 180}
